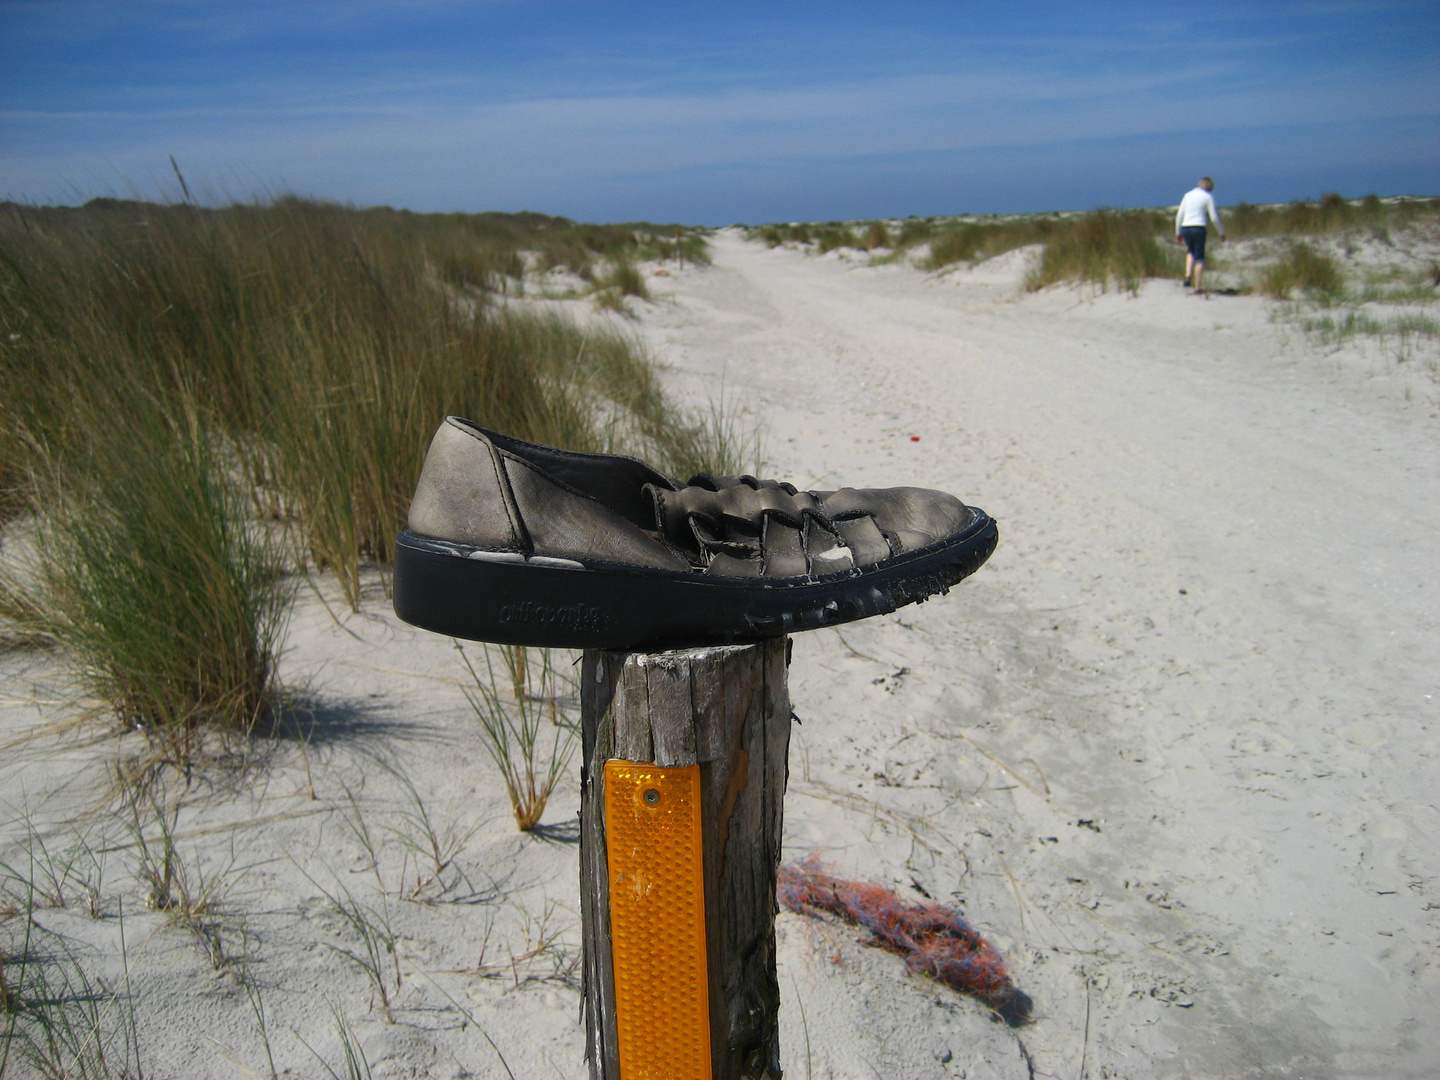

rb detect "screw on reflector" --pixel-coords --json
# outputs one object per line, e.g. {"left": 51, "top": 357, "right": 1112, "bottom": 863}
{"left": 643, "top": 788, "right": 661, "bottom": 805}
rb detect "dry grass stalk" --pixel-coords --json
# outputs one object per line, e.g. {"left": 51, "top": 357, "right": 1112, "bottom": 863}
{"left": 0, "top": 875, "right": 143, "bottom": 1079}
{"left": 121, "top": 778, "right": 244, "bottom": 972}
{"left": 299, "top": 869, "right": 403, "bottom": 1025}
{"left": 456, "top": 642, "right": 578, "bottom": 832}
{"left": 383, "top": 770, "right": 481, "bottom": 901}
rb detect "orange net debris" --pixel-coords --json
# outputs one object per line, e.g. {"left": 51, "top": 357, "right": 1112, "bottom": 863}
{"left": 778, "top": 857, "right": 1030, "bottom": 1024}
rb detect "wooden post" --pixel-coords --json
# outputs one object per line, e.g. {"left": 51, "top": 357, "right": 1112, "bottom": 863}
{"left": 580, "top": 638, "right": 791, "bottom": 1080}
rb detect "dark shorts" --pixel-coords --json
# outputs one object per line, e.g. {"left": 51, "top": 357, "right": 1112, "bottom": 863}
{"left": 1180, "top": 225, "right": 1207, "bottom": 262}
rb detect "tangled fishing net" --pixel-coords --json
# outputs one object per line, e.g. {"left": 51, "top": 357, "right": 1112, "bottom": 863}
{"left": 778, "top": 857, "right": 1031, "bottom": 1025}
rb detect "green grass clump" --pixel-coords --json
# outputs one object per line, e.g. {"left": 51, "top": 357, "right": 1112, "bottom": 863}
{"left": 630, "top": 228, "right": 712, "bottom": 266}
{"left": 1226, "top": 194, "right": 1440, "bottom": 239}
{"left": 1352, "top": 262, "right": 1440, "bottom": 303}
{"left": 600, "top": 259, "right": 651, "bottom": 300}
{"left": 815, "top": 227, "right": 859, "bottom": 254}
{"left": 924, "top": 224, "right": 997, "bottom": 268}
{"left": 1300, "top": 310, "right": 1438, "bottom": 352}
{"left": 389, "top": 204, "right": 706, "bottom": 280}
{"left": 538, "top": 238, "right": 595, "bottom": 280}
{"left": 863, "top": 222, "right": 891, "bottom": 250}
{"left": 1259, "top": 243, "right": 1346, "bottom": 301}
{"left": 755, "top": 225, "right": 784, "bottom": 247}
{"left": 0, "top": 387, "right": 290, "bottom": 760}
{"left": 920, "top": 217, "right": 1064, "bottom": 271}
{"left": 747, "top": 223, "right": 818, "bottom": 248}
{"left": 750, "top": 209, "right": 1172, "bottom": 287}
{"left": 896, "top": 218, "right": 934, "bottom": 248}
{"left": 574, "top": 219, "right": 708, "bottom": 265}
{"left": 1026, "top": 210, "right": 1176, "bottom": 293}
{"left": 591, "top": 259, "right": 653, "bottom": 318}
{"left": 427, "top": 234, "right": 526, "bottom": 291}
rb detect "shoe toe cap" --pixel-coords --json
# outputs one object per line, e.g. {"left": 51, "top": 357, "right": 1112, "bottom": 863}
{"left": 825, "top": 487, "right": 972, "bottom": 554}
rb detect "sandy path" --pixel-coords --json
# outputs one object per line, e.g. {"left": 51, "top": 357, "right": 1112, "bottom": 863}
{"left": 639, "top": 233, "right": 1440, "bottom": 1078}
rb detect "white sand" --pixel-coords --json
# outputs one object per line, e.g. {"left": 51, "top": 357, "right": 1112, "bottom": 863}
{"left": 3, "top": 231, "right": 1438, "bottom": 1079}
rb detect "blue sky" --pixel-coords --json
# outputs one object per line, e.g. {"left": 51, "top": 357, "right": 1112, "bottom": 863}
{"left": 2, "top": 1, "right": 1437, "bottom": 224}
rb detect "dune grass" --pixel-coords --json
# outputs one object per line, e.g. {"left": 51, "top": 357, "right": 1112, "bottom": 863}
{"left": 521, "top": 217, "right": 709, "bottom": 279}
{"left": 744, "top": 212, "right": 1063, "bottom": 269}
{"left": 916, "top": 210, "right": 1178, "bottom": 292}
{"left": 0, "top": 199, "right": 725, "bottom": 523}
{"left": 0, "top": 385, "right": 291, "bottom": 760}
{"left": 753, "top": 225, "right": 786, "bottom": 247}
{"left": 1259, "top": 243, "right": 1346, "bottom": 301}
{"left": 0, "top": 195, "right": 727, "bottom": 755}
{"left": 601, "top": 259, "right": 651, "bottom": 300}
{"left": 1226, "top": 193, "right": 1440, "bottom": 240}
{"left": 1026, "top": 210, "right": 1177, "bottom": 293}
{"left": 0, "top": 198, "right": 720, "bottom": 596}
{"left": 922, "top": 218, "right": 1053, "bottom": 270}
{"left": 1298, "top": 310, "right": 1439, "bottom": 360}
{"left": 3, "top": 921, "right": 143, "bottom": 1079}
{"left": 816, "top": 226, "right": 860, "bottom": 254}
{"left": 748, "top": 209, "right": 1175, "bottom": 288}
{"left": 748, "top": 196, "right": 1439, "bottom": 295}
{"left": 895, "top": 218, "right": 933, "bottom": 248}
{"left": 302, "top": 870, "right": 403, "bottom": 1025}
{"left": 0, "top": 846, "right": 144, "bottom": 1080}
{"left": 645, "top": 228, "right": 712, "bottom": 267}
{"left": 592, "top": 258, "right": 652, "bottom": 314}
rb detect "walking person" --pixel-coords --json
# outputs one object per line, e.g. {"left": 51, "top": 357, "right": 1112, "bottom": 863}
{"left": 1175, "top": 177, "right": 1226, "bottom": 294}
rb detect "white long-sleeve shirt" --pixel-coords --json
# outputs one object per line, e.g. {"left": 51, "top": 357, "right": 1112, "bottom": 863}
{"left": 1176, "top": 188, "right": 1224, "bottom": 234}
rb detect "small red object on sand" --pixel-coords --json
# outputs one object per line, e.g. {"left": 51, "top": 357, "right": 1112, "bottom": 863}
{"left": 910, "top": 435, "right": 921, "bottom": 442}
{"left": 778, "top": 857, "right": 1030, "bottom": 1024}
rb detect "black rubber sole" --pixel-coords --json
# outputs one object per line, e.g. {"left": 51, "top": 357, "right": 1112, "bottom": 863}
{"left": 392, "top": 513, "right": 997, "bottom": 650}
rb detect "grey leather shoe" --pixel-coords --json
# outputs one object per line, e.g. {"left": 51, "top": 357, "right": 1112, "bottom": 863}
{"left": 393, "top": 417, "right": 996, "bottom": 648}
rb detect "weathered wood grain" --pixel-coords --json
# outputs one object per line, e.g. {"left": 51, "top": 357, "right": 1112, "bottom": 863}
{"left": 580, "top": 650, "right": 622, "bottom": 1080}
{"left": 579, "top": 639, "right": 790, "bottom": 1080}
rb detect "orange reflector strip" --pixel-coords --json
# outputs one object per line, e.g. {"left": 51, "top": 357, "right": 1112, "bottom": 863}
{"left": 604, "top": 760, "right": 712, "bottom": 1080}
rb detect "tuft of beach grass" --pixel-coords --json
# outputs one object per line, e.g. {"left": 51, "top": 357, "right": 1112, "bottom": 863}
{"left": 1026, "top": 210, "right": 1177, "bottom": 294}
{"left": 1259, "top": 243, "right": 1346, "bottom": 302}
{"left": 0, "top": 385, "right": 291, "bottom": 760}
{"left": 456, "top": 642, "right": 578, "bottom": 832}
